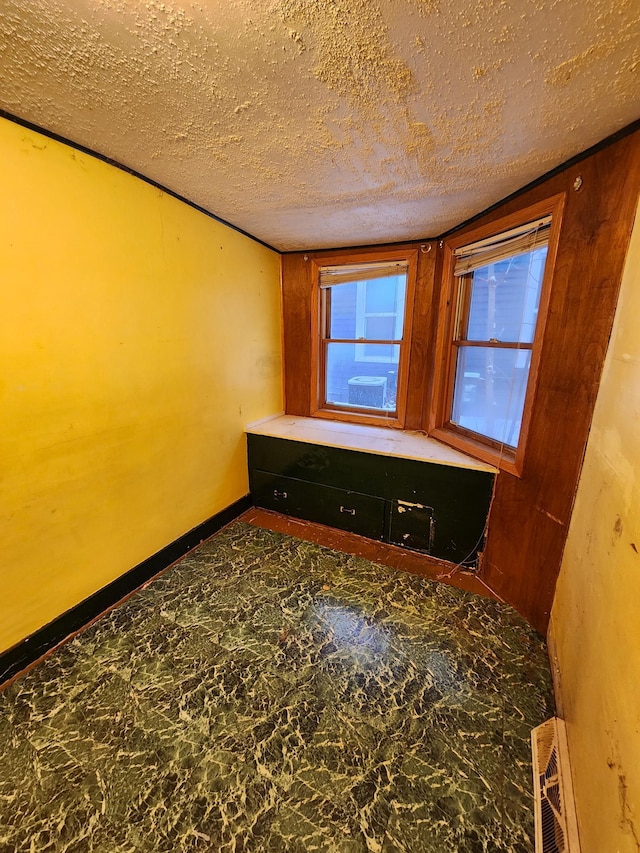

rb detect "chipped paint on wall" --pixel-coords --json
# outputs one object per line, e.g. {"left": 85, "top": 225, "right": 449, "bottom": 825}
{"left": 0, "top": 0, "right": 638, "bottom": 249}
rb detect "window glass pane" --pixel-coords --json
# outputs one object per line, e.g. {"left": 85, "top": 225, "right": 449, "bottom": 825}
{"left": 326, "top": 274, "right": 407, "bottom": 341}
{"left": 325, "top": 342, "right": 399, "bottom": 412}
{"left": 365, "top": 275, "right": 404, "bottom": 315}
{"left": 451, "top": 346, "right": 532, "bottom": 447}
{"left": 328, "top": 282, "right": 357, "bottom": 339}
{"left": 465, "top": 246, "right": 547, "bottom": 344}
{"left": 365, "top": 316, "right": 396, "bottom": 340}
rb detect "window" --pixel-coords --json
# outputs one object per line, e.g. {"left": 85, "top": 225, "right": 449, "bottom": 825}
{"left": 311, "top": 251, "right": 417, "bottom": 425}
{"left": 451, "top": 218, "right": 550, "bottom": 446}
{"left": 431, "top": 197, "right": 563, "bottom": 472}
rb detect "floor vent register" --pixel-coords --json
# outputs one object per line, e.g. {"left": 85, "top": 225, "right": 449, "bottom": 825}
{"left": 531, "top": 717, "right": 580, "bottom": 853}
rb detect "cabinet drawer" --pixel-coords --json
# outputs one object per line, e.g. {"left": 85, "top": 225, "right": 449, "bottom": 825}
{"left": 251, "top": 470, "right": 386, "bottom": 540}
{"left": 389, "top": 500, "right": 435, "bottom": 553}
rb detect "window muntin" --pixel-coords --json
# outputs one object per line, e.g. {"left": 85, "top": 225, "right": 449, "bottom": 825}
{"left": 318, "top": 261, "right": 409, "bottom": 416}
{"left": 448, "top": 222, "right": 551, "bottom": 449}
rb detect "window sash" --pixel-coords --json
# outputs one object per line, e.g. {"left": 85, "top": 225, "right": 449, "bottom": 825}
{"left": 321, "top": 341, "right": 401, "bottom": 413}
{"left": 449, "top": 344, "right": 534, "bottom": 448}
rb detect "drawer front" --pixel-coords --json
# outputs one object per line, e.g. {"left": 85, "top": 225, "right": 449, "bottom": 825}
{"left": 388, "top": 500, "right": 435, "bottom": 554}
{"left": 251, "top": 470, "right": 386, "bottom": 540}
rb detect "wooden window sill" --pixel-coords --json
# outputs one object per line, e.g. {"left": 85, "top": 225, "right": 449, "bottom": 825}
{"left": 245, "top": 414, "right": 497, "bottom": 473}
{"left": 429, "top": 426, "right": 521, "bottom": 476}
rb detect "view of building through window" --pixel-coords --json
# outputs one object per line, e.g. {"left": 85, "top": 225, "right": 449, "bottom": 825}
{"left": 450, "top": 243, "right": 548, "bottom": 447}
{"left": 315, "top": 221, "right": 550, "bottom": 446}
{"left": 320, "top": 263, "right": 408, "bottom": 414}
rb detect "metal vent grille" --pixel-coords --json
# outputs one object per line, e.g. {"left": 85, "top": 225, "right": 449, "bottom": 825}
{"left": 531, "top": 718, "right": 580, "bottom": 853}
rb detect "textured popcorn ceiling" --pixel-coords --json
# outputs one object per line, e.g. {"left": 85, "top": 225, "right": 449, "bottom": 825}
{"left": 0, "top": 0, "right": 638, "bottom": 250}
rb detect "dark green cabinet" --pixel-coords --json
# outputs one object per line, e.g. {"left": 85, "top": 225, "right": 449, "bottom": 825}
{"left": 247, "top": 434, "right": 495, "bottom": 566}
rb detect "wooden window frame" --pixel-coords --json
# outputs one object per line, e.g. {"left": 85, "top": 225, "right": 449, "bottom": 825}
{"left": 310, "top": 248, "right": 418, "bottom": 428}
{"left": 429, "top": 194, "right": 565, "bottom": 475}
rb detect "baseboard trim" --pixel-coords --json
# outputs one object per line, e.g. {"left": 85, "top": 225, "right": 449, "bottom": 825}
{"left": 242, "top": 506, "right": 500, "bottom": 601}
{"left": 0, "top": 495, "right": 252, "bottom": 688}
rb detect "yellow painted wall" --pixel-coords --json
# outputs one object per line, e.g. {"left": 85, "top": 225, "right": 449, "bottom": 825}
{"left": 550, "top": 201, "right": 640, "bottom": 852}
{"left": 0, "top": 117, "right": 283, "bottom": 654}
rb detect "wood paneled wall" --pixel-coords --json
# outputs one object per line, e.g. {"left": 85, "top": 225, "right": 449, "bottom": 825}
{"left": 281, "top": 252, "right": 313, "bottom": 416}
{"left": 281, "top": 129, "right": 640, "bottom": 633}
{"left": 473, "top": 131, "right": 640, "bottom": 632}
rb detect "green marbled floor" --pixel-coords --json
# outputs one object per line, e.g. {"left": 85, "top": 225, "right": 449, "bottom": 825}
{"left": 0, "top": 522, "right": 554, "bottom": 852}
